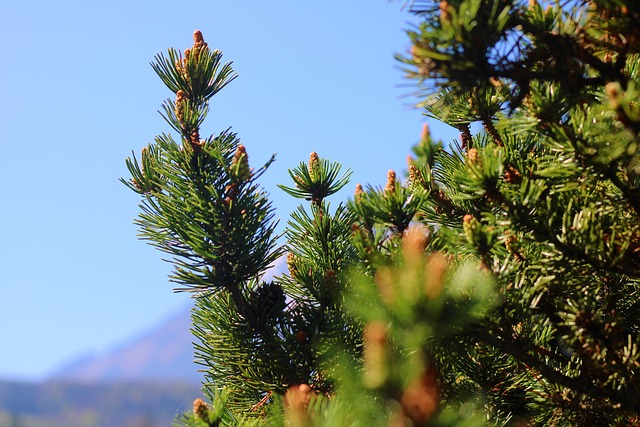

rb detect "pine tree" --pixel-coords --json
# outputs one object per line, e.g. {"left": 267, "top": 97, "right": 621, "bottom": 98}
{"left": 399, "top": 1, "right": 640, "bottom": 424}
{"left": 124, "top": 1, "right": 640, "bottom": 425}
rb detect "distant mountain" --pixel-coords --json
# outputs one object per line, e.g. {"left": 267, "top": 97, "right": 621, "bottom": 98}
{"left": 52, "top": 307, "right": 203, "bottom": 384}
{"left": 0, "top": 307, "right": 205, "bottom": 427}
{"left": 0, "top": 379, "right": 200, "bottom": 427}
{"left": 52, "top": 256, "right": 288, "bottom": 384}
{"left": 0, "top": 308, "right": 202, "bottom": 427}
{"left": 0, "top": 259, "right": 291, "bottom": 427}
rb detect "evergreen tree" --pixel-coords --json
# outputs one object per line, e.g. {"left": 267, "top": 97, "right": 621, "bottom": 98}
{"left": 124, "top": 1, "right": 640, "bottom": 425}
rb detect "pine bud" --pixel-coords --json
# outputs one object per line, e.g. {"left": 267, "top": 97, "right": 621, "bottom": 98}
{"left": 175, "top": 90, "right": 186, "bottom": 124}
{"left": 354, "top": 183, "right": 364, "bottom": 201}
{"left": 462, "top": 214, "right": 478, "bottom": 244}
{"left": 363, "top": 321, "right": 389, "bottom": 389}
{"left": 284, "top": 384, "right": 312, "bottom": 426}
{"left": 439, "top": 1, "right": 452, "bottom": 24}
{"left": 402, "top": 226, "right": 428, "bottom": 269}
{"left": 192, "top": 29, "right": 208, "bottom": 59}
{"left": 505, "top": 233, "right": 524, "bottom": 261}
{"left": 308, "top": 152, "right": 320, "bottom": 181}
{"left": 375, "top": 267, "right": 396, "bottom": 305}
{"left": 180, "top": 49, "right": 191, "bottom": 75}
{"left": 605, "top": 82, "right": 622, "bottom": 109}
{"left": 424, "top": 253, "right": 447, "bottom": 298}
{"left": 408, "top": 164, "right": 417, "bottom": 181}
{"left": 286, "top": 253, "right": 298, "bottom": 277}
{"left": 399, "top": 368, "right": 440, "bottom": 425}
{"left": 190, "top": 129, "right": 201, "bottom": 146}
{"left": 462, "top": 213, "right": 474, "bottom": 226}
{"left": 193, "top": 30, "right": 205, "bottom": 45}
{"left": 408, "top": 164, "right": 428, "bottom": 190}
{"left": 489, "top": 77, "right": 503, "bottom": 91}
{"left": 384, "top": 170, "right": 397, "bottom": 196}
{"left": 421, "top": 123, "right": 430, "bottom": 142}
{"left": 232, "top": 144, "right": 251, "bottom": 182}
{"left": 467, "top": 147, "right": 479, "bottom": 165}
{"left": 193, "top": 398, "right": 210, "bottom": 420}
{"left": 503, "top": 164, "right": 522, "bottom": 184}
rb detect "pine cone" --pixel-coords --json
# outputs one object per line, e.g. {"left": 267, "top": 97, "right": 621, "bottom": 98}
{"left": 249, "top": 282, "right": 286, "bottom": 322}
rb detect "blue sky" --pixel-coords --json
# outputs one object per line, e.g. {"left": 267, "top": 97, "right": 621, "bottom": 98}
{"left": 0, "top": 1, "right": 459, "bottom": 380}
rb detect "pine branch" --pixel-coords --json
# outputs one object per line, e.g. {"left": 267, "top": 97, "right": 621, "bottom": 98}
{"left": 481, "top": 326, "right": 640, "bottom": 414}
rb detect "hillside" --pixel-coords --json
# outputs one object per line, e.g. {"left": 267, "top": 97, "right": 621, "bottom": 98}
{"left": 52, "top": 307, "right": 202, "bottom": 384}
{"left": 0, "top": 259, "right": 288, "bottom": 427}
{"left": 0, "top": 379, "right": 200, "bottom": 427}
{"left": 0, "top": 308, "right": 203, "bottom": 427}
{"left": 52, "top": 257, "right": 286, "bottom": 384}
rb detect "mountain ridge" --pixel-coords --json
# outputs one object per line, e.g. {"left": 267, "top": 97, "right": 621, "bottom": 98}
{"left": 50, "top": 256, "right": 287, "bottom": 384}
{"left": 52, "top": 306, "right": 203, "bottom": 384}
{"left": 0, "top": 379, "right": 200, "bottom": 427}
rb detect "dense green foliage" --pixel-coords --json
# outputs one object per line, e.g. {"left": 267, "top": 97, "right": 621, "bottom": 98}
{"left": 125, "top": 1, "right": 640, "bottom": 425}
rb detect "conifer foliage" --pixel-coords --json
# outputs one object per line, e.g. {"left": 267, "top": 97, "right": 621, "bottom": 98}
{"left": 125, "top": 2, "right": 640, "bottom": 425}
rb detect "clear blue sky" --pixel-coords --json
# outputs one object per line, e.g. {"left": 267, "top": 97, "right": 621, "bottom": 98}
{"left": 0, "top": 1, "right": 459, "bottom": 380}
